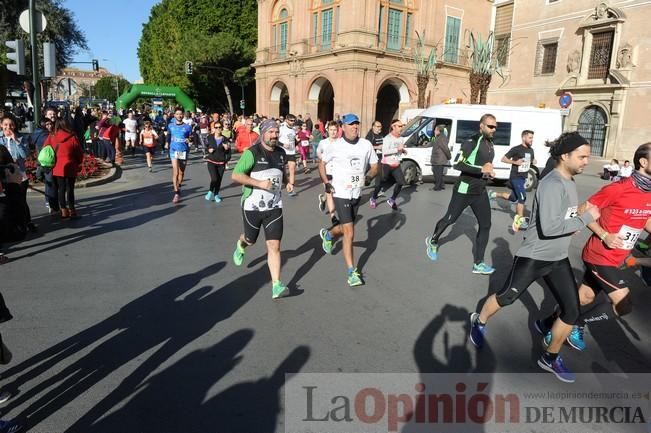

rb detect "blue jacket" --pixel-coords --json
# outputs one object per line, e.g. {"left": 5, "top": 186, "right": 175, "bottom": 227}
{"left": 0, "top": 134, "right": 29, "bottom": 173}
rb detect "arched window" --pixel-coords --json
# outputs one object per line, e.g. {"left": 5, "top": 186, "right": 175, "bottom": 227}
{"left": 272, "top": 7, "right": 290, "bottom": 58}
{"left": 311, "top": 0, "right": 340, "bottom": 51}
{"left": 377, "top": 0, "right": 415, "bottom": 51}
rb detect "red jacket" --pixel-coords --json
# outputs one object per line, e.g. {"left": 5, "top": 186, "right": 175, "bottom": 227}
{"left": 235, "top": 129, "right": 259, "bottom": 153}
{"left": 44, "top": 130, "right": 84, "bottom": 177}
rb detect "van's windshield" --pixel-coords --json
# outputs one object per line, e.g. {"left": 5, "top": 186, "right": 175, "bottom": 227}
{"left": 402, "top": 116, "right": 431, "bottom": 137}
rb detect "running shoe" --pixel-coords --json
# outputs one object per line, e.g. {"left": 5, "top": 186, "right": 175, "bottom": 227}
{"left": 387, "top": 198, "right": 398, "bottom": 210}
{"left": 172, "top": 194, "right": 180, "bottom": 204}
{"left": 488, "top": 190, "right": 497, "bottom": 200}
{"left": 0, "top": 420, "right": 22, "bottom": 433}
{"left": 0, "top": 390, "right": 10, "bottom": 404}
{"left": 205, "top": 191, "right": 215, "bottom": 201}
{"left": 148, "top": 166, "right": 153, "bottom": 172}
{"left": 472, "top": 262, "right": 495, "bottom": 275}
{"left": 544, "top": 327, "right": 586, "bottom": 351}
{"left": 288, "top": 190, "right": 298, "bottom": 197}
{"left": 232, "top": 240, "right": 246, "bottom": 266}
{"left": 318, "top": 194, "right": 326, "bottom": 212}
{"left": 512, "top": 215, "right": 522, "bottom": 232}
{"left": 537, "top": 354, "right": 576, "bottom": 383}
{"left": 214, "top": 194, "right": 222, "bottom": 203}
{"left": 468, "top": 312, "right": 486, "bottom": 349}
{"left": 347, "top": 269, "right": 364, "bottom": 287}
{"left": 369, "top": 197, "right": 377, "bottom": 209}
{"left": 425, "top": 236, "right": 438, "bottom": 261}
{"left": 272, "top": 281, "right": 290, "bottom": 299}
{"left": 320, "top": 228, "right": 333, "bottom": 254}
{"left": 519, "top": 217, "right": 529, "bottom": 230}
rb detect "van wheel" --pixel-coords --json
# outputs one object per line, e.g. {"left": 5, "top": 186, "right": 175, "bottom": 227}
{"left": 401, "top": 160, "right": 421, "bottom": 185}
{"left": 525, "top": 168, "right": 538, "bottom": 191}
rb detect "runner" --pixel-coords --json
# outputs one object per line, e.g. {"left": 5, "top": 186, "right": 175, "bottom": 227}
{"left": 425, "top": 113, "right": 497, "bottom": 275}
{"left": 535, "top": 142, "right": 651, "bottom": 351}
{"left": 167, "top": 108, "right": 193, "bottom": 204}
{"left": 318, "top": 113, "right": 378, "bottom": 287}
{"left": 205, "top": 121, "right": 231, "bottom": 203}
{"left": 279, "top": 114, "right": 298, "bottom": 197}
{"left": 369, "top": 119, "right": 407, "bottom": 210}
{"left": 297, "top": 123, "right": 311, "bottom": 174}
{"left": 316, "top": 121, "right": 340, "bottom": 227}
{"left": 197, "top": 113, "right": 211, "bottom": 156}
{"left": 123, "top": 111, "right": 138, "bottom": 155}
{"left": 489, "top": 130, "right": 536, "bottom": 232}
{"left": 468, "top": 132, "right": 599, "bottom": 383}
{"left": 139, "top": 120, "right": 158, "bottom": 172}
{"left": 231, "top": 119, "right": 290, "bottom": 299}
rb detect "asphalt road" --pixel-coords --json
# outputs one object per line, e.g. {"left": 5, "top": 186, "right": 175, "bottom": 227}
{"left": 2, "top": 152, "right": 650, "bottom": 432}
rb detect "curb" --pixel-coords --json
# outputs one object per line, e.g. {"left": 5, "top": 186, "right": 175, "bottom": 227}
{"left": 77, "top": 165, "right": 122, "bottom": 188}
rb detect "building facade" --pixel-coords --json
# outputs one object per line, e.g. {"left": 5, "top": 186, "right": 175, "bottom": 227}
{"left": 254, "top": 0, "right": 493, "bottom": 132}
{"left": 488, "top": 0, "right": 651, "bottom": 159}
{"left": 46, "top": 66, "right": 116, "bottom": 105}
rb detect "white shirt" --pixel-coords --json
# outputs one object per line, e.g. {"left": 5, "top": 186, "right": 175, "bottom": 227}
{"left": 278, "top": 122, "right": 296, "bottom": 155}
{"left": 317, "top": 138, "right": 337, "bottom": 174}
{"left": 123, "top": 118, "right": 138, "bottom": 133}
{"left": 381, "top": 133, "right": 405, "bottom": 167}
{"left": 322, "top": 137, "right": 378, "bottom": 200}
{"left": 619, "top": 165, "right": 633, "bottom": 177}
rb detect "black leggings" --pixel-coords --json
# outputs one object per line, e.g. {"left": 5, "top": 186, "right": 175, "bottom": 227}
{"left": 431, "top": 190, "right": 491, "bottom": 264}
{"left": 495, "top": 256, "right": 580, "bottom": 324}
{"left": 207, "top": 163, "right": 226, "bottom": 194}
{"left": 372, "top": 164, "right": 405, "bottom": 200}
{"left": 55, "top": 176, "right": 76, "bottom": 210}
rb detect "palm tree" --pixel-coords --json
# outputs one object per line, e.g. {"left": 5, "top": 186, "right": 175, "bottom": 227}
{"left": 412, "top": 31, "right": 437, "bottom": 109}
{"left": 467, "top": 31, "right": 508, "bottom": 104}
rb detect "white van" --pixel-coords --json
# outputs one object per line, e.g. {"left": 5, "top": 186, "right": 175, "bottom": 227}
{"left": 398, "top": 104, "right": 561, "bottom": 190}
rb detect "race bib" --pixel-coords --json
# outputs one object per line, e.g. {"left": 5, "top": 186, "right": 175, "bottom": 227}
{"left": 518, "top": 154, "right": 531, "bottom": 173}
{"left": 301, "top": 140, "right": 310, "bottom": 147}
{"left": 565, "top": 206, "right": 578, "bottom": 220}
{"left": 269, "top": 174, "right": 282, "bottom": 193}
{"left": 200, "top": 128, "right": 208, "bottom": 134}
{"left": 144, "top": 137, "right": 154, "bottom": 146}
{"left": 345, "top": 172, "right": 364, "bottom": 190}
{"left": 618, "top": 225, "right": 642, "bottom": 250}
{"left": 174, "top": 151, "right": 187, "bottom": 160}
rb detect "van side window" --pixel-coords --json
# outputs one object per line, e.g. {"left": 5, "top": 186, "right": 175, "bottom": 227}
{"left": 456, "top": 120, "right": 512, "bottom": 146}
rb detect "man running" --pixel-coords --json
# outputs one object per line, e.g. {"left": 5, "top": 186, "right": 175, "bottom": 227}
{"left": 369, "top": 119, "right": 407, "bottom": 210}
{"left": 167, "top": 108, "right": 193, "bottom": 204}
{"left": 535, "top": 142, "right": 651, "bottom": 351}
{"left": 316, "top": 121, "right": 340, "bottom": 227}
{"left": 489, "top": 130, "right": 536, "bottom": 232}
{"left": 318, "top": 113, "right": 378, "bottom": 286}
{"left": 279, "top": 114, "right": 298, "bottom": 196}
{"left": 231, "top": 119, "right": 290, "bottom": 299}
{"left": 425, "top": 113, "right": 497, "bottom": 275}
{"left": 123, "top": 111, "right": 138, "bottom": 155}
{"left": 468, "top": 132, "right": 599, "bottom": 383}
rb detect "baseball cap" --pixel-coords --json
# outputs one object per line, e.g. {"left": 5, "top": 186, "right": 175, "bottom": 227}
{"left": 342, "top": 113, "right": 360, "bottom": 124}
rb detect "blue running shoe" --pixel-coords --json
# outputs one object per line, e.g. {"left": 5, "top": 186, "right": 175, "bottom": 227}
{"left": 214, "top": 194, "right": 222, "bottom": 203}
{"left": 567, "top": 326, "right": 586, "bottom": 351}
{"left": 320, "top": 228, "right": 333, "bottom": 254}
{"left": 205, "top": 191, "right": 215, "bottom": 201}
{"left": 468, "top": 312, "right": 486, "bottom": 349}
{"left": 472, "top": 262, "right": 495, "bottom": 275}
{"left": 425, "top": 236, "right": 438, "bottom": 261}
{"left": 537, "top": 354, "right": 576, "bottom": 383}
{"left": 488, "top": 190, "right": 497, "bottom": 200}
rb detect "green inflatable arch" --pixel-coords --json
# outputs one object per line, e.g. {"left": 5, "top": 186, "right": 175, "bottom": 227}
{"left": 116, "top": 84, "right": 195, "bottom": 112}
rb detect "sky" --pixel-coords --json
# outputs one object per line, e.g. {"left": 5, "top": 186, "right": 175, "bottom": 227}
{"left": 64, "top": 0, "right": 161, "bottom": 82}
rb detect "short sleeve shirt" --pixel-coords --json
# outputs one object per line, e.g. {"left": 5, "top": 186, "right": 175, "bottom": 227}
{"left": 322, "top": 137, "right": 378, "bottom": 200}
{"left": 505, "top": 144, "right": 535, "bottom": 179}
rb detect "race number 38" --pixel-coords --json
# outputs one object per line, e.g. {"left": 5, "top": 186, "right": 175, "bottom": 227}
{"left": 618, "top": 225, "right": 642, "bottom": 250}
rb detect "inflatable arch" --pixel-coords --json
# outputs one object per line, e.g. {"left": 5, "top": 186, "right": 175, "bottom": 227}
{"left": 116, "top": 84, "right": 195, "bottom": 112}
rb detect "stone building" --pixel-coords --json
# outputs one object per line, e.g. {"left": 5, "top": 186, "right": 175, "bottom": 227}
{"left": 46, "top": 66, "right": 115, "bottom": 105}
{"left": 488, "top": 0, "right": 651, "bottom": 159}
{"left": 254, "top": 0, "right": 493, "bottom": 132}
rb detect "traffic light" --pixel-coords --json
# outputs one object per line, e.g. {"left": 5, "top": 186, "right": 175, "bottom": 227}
{"left": 5, "top": 40, "right": 26, "bottom": 75}
{"left": 185, "top": 61, "right": 193, "bottom": 75}
{"left": 92, "top": 59, "right": 99, "bottom": 71}
{"left": 240, "top": 99, "right": 245, "bottom": 110}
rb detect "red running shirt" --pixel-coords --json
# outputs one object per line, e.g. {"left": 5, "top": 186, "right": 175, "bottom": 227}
{"left": 582, "top": 177, "right": 651, "bottom": 266}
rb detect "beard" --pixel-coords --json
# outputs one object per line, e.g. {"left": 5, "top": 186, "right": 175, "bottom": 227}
{"left": 267, "top": 138, "right": 279, "bottom": 147}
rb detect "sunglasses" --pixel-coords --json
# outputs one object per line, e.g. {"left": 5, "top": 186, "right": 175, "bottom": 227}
{"left": 486, "top": 124, "right": 497, "bottom": 130}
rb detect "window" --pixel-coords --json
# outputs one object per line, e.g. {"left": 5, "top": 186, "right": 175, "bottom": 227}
{"left": 404, "top": 13, "right": 413, "bottom": 47}
{"left": 321, "top": 8, "right": 333, "bottom": 48}
{"left": 279, "top": 22, "right": 288, "bottom": 55}
{"left": 444, "top": 16, "right": 461, "bottom": 63}
{"left": 387, "top": 8, "right": 403, "bottom": 50}
{"left": 312, "top": 13, "right": 318, "bottom": 45}
{"left": 588, "top": 30, "right": 614, "bottom": 80}
{"left": 457, "top": 120, "right": 512, "bottom": 146}
{"left": 494, "top": 3, "right": 513, "bottom": 66}
{"left": 273, "top": 8, "right": 290, "bottom": 57}
{"left": 312, "top": 1, "right": 338, "bottom": 51}
{"left": 534, "top": 40, "right": 558, "bottom": 75}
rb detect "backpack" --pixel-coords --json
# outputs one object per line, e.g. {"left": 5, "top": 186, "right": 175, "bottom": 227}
{"left": 37, "top": 143, "right": 60, "bottom": 168}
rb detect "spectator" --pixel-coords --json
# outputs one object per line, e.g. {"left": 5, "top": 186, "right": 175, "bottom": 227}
{"left": 0, "top": 147, "right": 29, "bottom": 264}
{"left": 235, "top": 118, "right": 259, "bottom": 153}
{"left": 619, "top": 160, "right": 633, "bottom": 178}
{"left": 43, "top": 118, "right": 84, "bottom": 219}
{"left": 601, "top": 159, "right": 620, "bottom": 180}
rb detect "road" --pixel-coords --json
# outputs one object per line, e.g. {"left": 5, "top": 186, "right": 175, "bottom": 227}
{"left": 2, "top": 152, "right": 650, "bottom": 432}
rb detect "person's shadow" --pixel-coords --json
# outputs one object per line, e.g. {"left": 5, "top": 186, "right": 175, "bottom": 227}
{"left": 355, "top": 212, "right": 407, "bottom": 272}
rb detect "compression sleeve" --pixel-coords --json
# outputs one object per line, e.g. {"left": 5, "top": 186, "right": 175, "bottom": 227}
{"left": 233, "top": 150, "right": 255, "bottom": 175}
{"left": 456, "top": 139, "right": 483, "bottom": 175}
{"left": 537, "top": 177, "right": 593, "bottom": 237}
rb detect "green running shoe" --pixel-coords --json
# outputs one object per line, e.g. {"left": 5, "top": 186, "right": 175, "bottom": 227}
{"left": 347, "top": 269, "right": 364, "bottom": 287}
{"left": 320, "top": 228, "right": 333, "bottom": 254}
{"left": 233, "top": 240, "right": 246, "bottom": 266}
{"left": 272, "top": 281, "right": 290, "bottom": 299}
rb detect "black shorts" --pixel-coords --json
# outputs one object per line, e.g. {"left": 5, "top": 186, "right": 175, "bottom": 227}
{"left": 284, "top": 154, "right": 298, "bottom": 163}
{"left": 495, "top": 256, "right": 580, "bottom": 324}
{"left": 582, "top": 261, "right": 629, "bottom": 293}
{"left": 334, "top": 197, "right": 360, "bottom": 225}
{"left": 144, "top": 146, "right": 156, "bottom": 154}
{"left": 242, "top": 207, "right": 283, "bottom": 244}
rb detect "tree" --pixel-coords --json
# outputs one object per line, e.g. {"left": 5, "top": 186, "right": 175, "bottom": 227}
{"left": 466, "top": 31, "right": 508, "bottom": 105}
{"left": 93, "top": 76, "right": 131, "bottom": 101}
{"left": 138, "top": 0, "right": 257, "bottom": 112}
{"left": 0, "top": 0, "right": 88, "bottom": 105}
{"left": 411, "top": 31, "right": 438, "bottom": 109}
